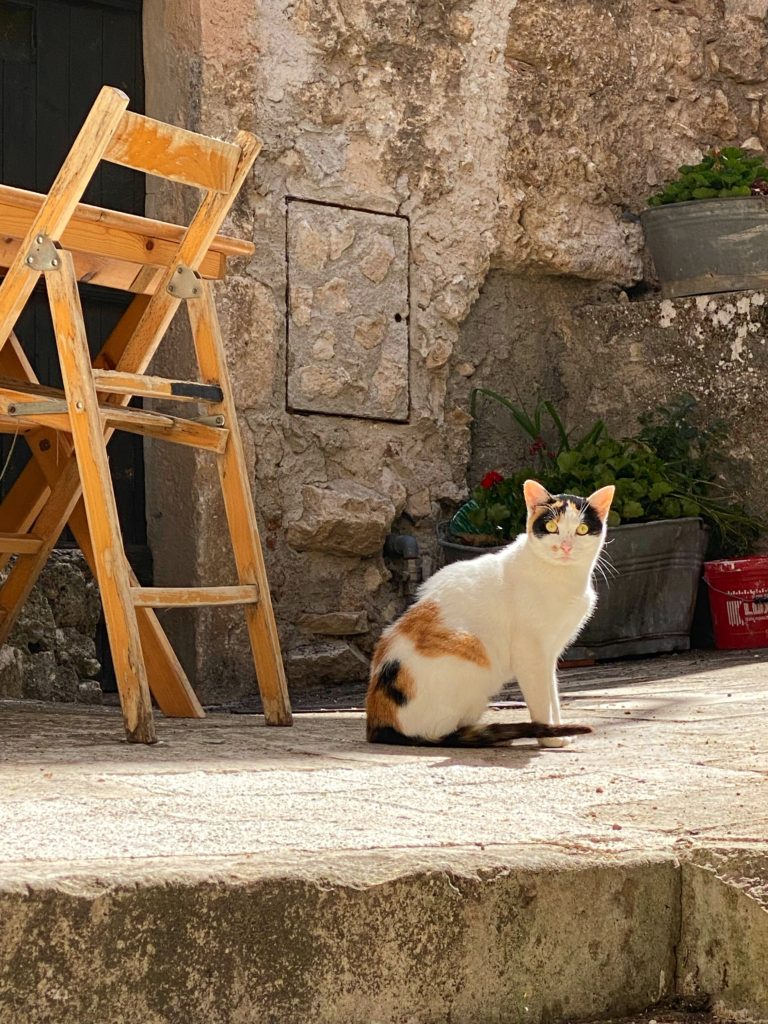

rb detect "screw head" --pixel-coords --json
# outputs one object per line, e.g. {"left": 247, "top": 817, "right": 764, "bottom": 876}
{"left": 26, "top": 256, "right": 34, "bottom": 266}
{"left": 177, "top": 267, "right": 184, "bottom": 274}
{"left": 168, "top": 285, "right": 176, "bottom": 293}
{"left": 40, "top": 439, "right": 51, "bottom": 452}
{"left": 36, "top": 235, "right": 44, "bottom": 244}
{"left": 75, "top": 401, "right": 84, "bottom": 411}
{"left": 51, "top": 258, "right": 59, "bottom": 268}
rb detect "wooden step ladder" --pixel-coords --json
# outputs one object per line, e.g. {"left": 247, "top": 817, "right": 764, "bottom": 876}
{"left": 0, "top": 86, "right": 292, "bottom": 742}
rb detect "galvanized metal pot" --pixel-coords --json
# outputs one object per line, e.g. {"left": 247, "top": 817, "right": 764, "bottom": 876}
{"left": 568, "top": 517, "right": 709, "bottom": 660}
{"left": 640, "top": 196, "right": 768, "bottom": 298}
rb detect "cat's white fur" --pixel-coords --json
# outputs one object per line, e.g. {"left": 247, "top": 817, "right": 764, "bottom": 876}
{"left": 391, "top": 481, "right": 614, "bottom": 746}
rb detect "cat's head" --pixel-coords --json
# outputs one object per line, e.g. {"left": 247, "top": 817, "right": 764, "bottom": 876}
{"left": 523, "top": 479, "right": 615, "bottom": 568}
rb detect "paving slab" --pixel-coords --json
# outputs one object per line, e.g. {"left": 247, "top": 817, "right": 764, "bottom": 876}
{"left": 0, "top": 650, "right": 767, "bottom": 1024}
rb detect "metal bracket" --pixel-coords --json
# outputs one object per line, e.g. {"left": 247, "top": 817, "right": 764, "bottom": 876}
{"left": 167, "top": 265, "right": 202, "bottom": 300}
{"left": 8, "top": 399, "right": 68, "bottom": 416}
{"left": 24, "top": 235, "right": 61, "bottom": 272}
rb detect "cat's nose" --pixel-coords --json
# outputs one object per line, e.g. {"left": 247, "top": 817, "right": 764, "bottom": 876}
{"left": 560, "top": 540, "right": 573, "bottom": 554}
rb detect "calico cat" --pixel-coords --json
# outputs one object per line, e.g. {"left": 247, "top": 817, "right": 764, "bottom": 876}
{"left": 366, "top": 479, "right": 615, "bottom": 747}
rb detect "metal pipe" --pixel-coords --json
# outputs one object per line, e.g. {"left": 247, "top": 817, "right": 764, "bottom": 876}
{"left": 384, "top": 533, "right": 422, "bottom": 598}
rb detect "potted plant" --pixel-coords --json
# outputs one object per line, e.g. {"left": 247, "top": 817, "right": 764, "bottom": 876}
{"left": 440, "top": 391, "right": 762, "bottom": 659}
{"left": 641, "top": 147, "right": 768, "bottom": 298}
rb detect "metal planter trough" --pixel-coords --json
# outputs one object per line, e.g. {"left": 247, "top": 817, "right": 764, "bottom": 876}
{"left": 567, "top": 517, "right": 709, "bottom": 661}
{"left": 640, "top": 195, "right": 768, "bottom": 298}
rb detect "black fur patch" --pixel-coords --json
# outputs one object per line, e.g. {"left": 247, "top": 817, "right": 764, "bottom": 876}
{"left": 532, "top": 493, "right": 604, "bottom": 536}
{"left": 368, "top": 725, "right": 418, "bottom": 745}
{"left": 375, "top": 659, "right": 408, "bottom": 706}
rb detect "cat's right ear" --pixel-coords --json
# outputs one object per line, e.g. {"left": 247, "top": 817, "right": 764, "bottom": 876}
{"left": 523, "top": 479, "right": 552, "bottom": 510}
{"left": 587, "top": 484, "right": 616, "bottom": 522}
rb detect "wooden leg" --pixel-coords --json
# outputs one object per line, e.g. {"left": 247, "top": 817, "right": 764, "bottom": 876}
{"left": 0, "top": 311, "right": 203, "bottom": 718}
{"left": 188, "top": 285, "right": 292, "bottom": 726}
{"left": 47, "top": 252, "right": 155, "bottom": 744}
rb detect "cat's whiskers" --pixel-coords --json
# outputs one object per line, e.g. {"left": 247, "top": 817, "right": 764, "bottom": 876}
{"left": 593, "top": 549, "right": 619, "bottom": 584}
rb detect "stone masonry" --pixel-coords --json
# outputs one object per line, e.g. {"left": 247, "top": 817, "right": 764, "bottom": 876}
{"left": 129, "top": 0, "right": 768, "bottom": 702}
{"left": 0, "top": 551, "right": 102, "bottom": 705}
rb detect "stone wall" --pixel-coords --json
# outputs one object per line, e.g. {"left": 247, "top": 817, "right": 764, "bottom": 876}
{"left": 0, "top": 552, "right": 102, "bottom": 704}
{"left": 139, "top": 0, "right": 768, "bottom": 701}
{"left": 456, "top": 276, "right": 768, "bottom": 548}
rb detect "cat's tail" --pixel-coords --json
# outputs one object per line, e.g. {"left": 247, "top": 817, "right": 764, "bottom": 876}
{"left": 368, "top": 721, "right": 593, "bottom": 747}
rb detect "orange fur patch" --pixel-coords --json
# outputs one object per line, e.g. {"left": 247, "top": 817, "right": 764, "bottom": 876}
{"left": 395, "top": 599, "right": 490, "bottom": 667}
{"left": 370, "top": 633, "right": 393, "bottom": 673}
{"left": 365, "top": 659, "right": 415, "bottom": 737}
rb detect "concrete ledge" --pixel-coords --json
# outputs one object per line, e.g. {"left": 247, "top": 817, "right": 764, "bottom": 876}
{"left": 2, "top": 652, "right": 768, "bottom": 1023}
{"left": 679, "top": 849, "right": 768, "bottom": 1022}
{"left": 0, "top": 852, "right": 678, "bottom": 1024}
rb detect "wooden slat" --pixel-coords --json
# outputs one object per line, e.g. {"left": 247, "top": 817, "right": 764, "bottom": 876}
{"left": 112, "top": 130, "right": 262, "bottom": 377}
{"left": 189, "top": 285, "right": 293, "bottom": 726}
{"left": 105, "top": 111, "right": 241, "bottom": 193}
{"left": 92, "top": 368, "right": 223, "bottom": 403}
{"left": 0, "top": 86, "right": 129, "bottom": 350}
{"left": 0, "top": 533, "right": 42, "bottom": 554}
{"left": 100, "top": 407, "right": 228, "bottom": 453}
{"left": 0, "top": 183, "right": 253, "bottom": 256}
{"left": 0, "top": 191, "right": 228, "bottom": 283}
{"left": 0, "top": 236, "right": 157, "bottom": 293}
{"left": 47, "top": 252, "right": 156, "bottom": 744}
{"left": 132, "top": 585, "right": 259, "bottom": 608}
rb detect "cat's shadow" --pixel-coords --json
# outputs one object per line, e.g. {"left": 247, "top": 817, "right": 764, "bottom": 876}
{"left": 365, "top": 741, "right": 563, "bottom": 770}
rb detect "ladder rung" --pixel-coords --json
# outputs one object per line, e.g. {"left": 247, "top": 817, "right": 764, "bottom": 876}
{"left": 0, "top": 389, "right": 228, "bottom": 454}
{"left": 100, "top": 407, "right": 228, "bottom": 454}
{"left": 92, "top": 369, "right": 223, "bottom": 404}
{"left": 131, "top": 585, "right": 260, "bottom": 608}
{"left": 0, "top": 532, "right": 43, "bottom": 555}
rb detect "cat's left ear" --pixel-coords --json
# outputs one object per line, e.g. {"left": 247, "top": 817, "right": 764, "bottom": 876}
{"left": 587, "top": 485, "right": 616, "bottom": 522}
{"left": 523, "top": 479, "right": 553, "bottom": 510}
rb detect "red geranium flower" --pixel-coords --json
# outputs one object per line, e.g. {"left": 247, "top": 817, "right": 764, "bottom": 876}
{"left": 480, "top": 470, "right": 504, "bottom": 489}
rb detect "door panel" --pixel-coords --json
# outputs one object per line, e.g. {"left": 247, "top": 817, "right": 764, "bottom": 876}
{"left": 0, "top": 0, "right": 147, "bottom": 686}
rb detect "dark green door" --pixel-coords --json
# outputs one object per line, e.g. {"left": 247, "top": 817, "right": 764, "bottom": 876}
{"left": 0, "top": 0, "right": 147, "bottom": 685}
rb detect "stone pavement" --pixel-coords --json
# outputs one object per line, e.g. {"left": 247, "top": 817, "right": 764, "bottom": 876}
{"left": 1, "top": 650, "right": 767, "bottom": 1024}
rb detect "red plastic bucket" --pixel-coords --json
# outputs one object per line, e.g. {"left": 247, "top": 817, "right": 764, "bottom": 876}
{"left": 704, "top": 556, "right": 768, "bottom": 649}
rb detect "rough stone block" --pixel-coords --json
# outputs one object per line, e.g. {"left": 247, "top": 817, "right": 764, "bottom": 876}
{"left": 286, "top": 639, "right": 369, "bottom": 687}
{"left": 287, "top": 201, "right": 409, "bottom": 421}
{"left": 285, "top": 481, "right": 396, "bottom": 556}
{"left": 0, "top": 645, "right": 23, "bottom": 699}
{"left": 21, "top": 651, "right": 59, "bottom": 702}
{"left": 297, "top": 611, "right": 369, "bottom": 635}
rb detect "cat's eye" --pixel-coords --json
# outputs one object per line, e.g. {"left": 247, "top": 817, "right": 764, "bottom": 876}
{"left": 545, "top": 520, "right": 558, "bottom": 534}
{"left": 576, "top": 523, "right": 589, "bottom": 535}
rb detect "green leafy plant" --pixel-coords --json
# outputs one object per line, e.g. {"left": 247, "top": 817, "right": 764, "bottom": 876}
{"left": 453, "top": 391, "right": 762, "bottom": 555}
{"left": 648, "top": 147, "right": 768, "bottom": 206}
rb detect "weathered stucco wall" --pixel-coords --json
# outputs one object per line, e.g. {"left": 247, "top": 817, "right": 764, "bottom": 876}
{"left": 140, "top": 0, "right": 768, "bottom": 701}
{"left": 458, "top": 276, "right": 768, "bottom": 542}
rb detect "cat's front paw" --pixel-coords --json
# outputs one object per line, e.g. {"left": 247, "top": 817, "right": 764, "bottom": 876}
{"left": 537, "top": 735, "right": 573, "bottom": 749}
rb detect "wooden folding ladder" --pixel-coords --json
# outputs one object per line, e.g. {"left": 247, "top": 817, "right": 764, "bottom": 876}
{"left": 0, "top": 86, "right": 292, "bottom": 742}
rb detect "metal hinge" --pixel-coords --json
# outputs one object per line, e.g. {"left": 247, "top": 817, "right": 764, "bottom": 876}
{"left": 25, "top": 235, "right": 61, "bottom": 272}
{"left": 167, "top": 265, "right": 202, "bottom": 300}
